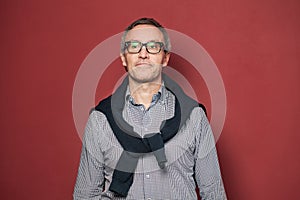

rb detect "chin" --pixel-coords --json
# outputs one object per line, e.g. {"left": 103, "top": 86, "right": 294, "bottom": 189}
{"left": 129, "top": 69, "right": 162, "bottom": 83}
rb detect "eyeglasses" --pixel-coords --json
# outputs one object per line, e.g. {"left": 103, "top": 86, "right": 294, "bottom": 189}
{"left": 124, "top": 41, "right": 164, "bottom": 54}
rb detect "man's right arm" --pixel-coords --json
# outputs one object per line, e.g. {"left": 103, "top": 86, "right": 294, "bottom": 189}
{"left": 73, "top": 112, "right": 105, "bottom": 200}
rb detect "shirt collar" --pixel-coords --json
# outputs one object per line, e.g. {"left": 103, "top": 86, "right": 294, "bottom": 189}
{"left": 125, "top": 82, "right": 167, "bottom": 106}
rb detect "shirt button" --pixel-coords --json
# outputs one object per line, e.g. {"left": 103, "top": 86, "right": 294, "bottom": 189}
{"left": 147, "top": 198, "right": 151, "bottom": 200}
{"left": 145, "top": 174, "right": 150, "bottom": 179}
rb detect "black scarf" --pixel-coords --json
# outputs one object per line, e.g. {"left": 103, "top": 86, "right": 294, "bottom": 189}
{"left": 94, "top": 74, "right": 206, "bottom": 197}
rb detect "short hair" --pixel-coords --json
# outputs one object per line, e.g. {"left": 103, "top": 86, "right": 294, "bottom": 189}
{"left": 120, "top": 18, "right": 171, "bottom": 53}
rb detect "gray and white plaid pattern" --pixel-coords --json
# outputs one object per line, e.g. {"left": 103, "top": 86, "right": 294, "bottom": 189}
{"left": 73, "top": 86, "right": 227, "bottom": 200}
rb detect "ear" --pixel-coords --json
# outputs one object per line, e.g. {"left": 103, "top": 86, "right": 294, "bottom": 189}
{"left": 162, "top": 52, "right": 170, "bottom": 67}
{"left": 120, "top": 53, "right": 127, "bottom": 66}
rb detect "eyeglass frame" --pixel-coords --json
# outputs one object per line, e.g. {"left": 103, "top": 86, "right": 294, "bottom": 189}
{"left": 124, "top": 41, "right": 165, "bottom": 54}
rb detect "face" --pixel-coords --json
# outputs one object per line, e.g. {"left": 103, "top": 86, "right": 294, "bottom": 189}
{"left": 120, "top": 25, "right": 170, "bottom": 84}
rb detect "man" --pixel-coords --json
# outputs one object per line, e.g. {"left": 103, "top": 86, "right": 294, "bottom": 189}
{"left": 74, "top": 18, "right": 226, "bottom": 199}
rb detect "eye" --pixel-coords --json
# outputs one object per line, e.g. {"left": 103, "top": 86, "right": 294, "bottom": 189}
{"left": 130, "top": 42, "right": 140, "bottom": 49}
{"left": 147, "top": 42, "right": 158, "bottom": 49}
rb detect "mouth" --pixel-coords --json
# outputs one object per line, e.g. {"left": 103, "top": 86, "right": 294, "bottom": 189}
{"left": 135, "top": 63, "right": 151, "bottom": 67}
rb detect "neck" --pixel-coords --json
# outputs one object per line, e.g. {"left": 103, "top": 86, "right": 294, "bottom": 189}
{"left": 129, "top": 80, "right": 162, "bottom": 109}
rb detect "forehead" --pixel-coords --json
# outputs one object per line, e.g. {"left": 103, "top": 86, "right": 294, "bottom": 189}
{"left": 125, "top": 24, "right": 164, "bottom": 42}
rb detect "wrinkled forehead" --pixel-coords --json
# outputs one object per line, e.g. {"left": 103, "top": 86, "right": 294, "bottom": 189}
{"left": 125, "top": 25, "right": 164, "bottom": 43}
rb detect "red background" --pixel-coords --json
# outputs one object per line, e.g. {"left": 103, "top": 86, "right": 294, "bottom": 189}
{"left": 1, "top": 0, "right": 299, "bottom": 199}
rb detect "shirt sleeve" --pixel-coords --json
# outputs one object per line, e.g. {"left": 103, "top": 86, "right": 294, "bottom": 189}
{"left": 73, "top": 111, "right": 105, "bottom": 200}
{"left": 194, "top": 108, "right": 227, "bottom": 200}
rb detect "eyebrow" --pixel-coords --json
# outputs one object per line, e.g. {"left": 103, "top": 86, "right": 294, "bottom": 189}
{"left": 127, "top": 40, "right": 162, "bottom": 43}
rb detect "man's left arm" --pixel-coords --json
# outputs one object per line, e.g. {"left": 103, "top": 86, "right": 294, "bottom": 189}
{"left": 193, "top": 108, "right": 227, "bottom": 200}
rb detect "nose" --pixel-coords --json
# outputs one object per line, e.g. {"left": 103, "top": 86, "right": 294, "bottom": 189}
{"left": 138, "top": 46, "right": 149, "bottom": 59}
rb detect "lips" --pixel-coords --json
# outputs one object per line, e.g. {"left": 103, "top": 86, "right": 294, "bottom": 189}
{"left": 135, "top": 62, "right": 151, "bottom": 67}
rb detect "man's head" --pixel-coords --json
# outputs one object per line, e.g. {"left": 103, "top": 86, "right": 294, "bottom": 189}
{"left": 120, "top": 18, "right": 171, "bottom": 54}
{"left": 120, "top": 18, "right": 171, "bottom": 84}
